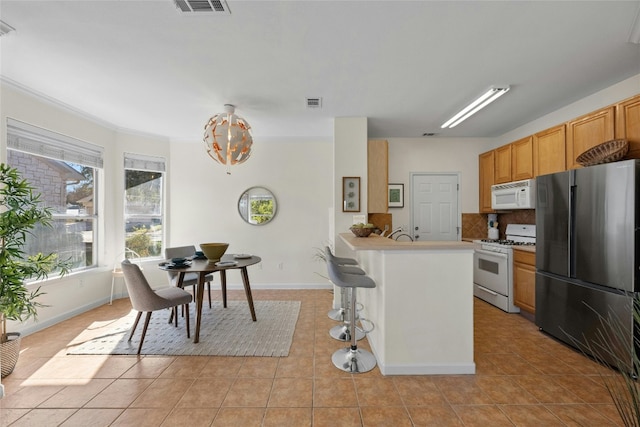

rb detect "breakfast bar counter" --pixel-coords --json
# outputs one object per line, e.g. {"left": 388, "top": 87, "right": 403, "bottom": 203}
{"left": 337, "top": 233, "right": 475, "bottom": 375}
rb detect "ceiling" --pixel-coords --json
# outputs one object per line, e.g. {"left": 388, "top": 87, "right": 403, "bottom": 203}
{"left": 0, "top": 1, "right": 639, "bottom": 142}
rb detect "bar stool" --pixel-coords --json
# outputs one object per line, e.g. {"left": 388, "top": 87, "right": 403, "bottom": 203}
{"left": 326, "top": 260, "right": 377, "bottom": 373}
{"left": 325, "top": 247, "right": 366, "bottom": 342}
{"left": 325, "top": 246, "right": 362, "bottom": 320}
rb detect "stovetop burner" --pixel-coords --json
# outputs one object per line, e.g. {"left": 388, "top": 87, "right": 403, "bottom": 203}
{"left": 479, "top": 239, "right": 536, "bottom": 246}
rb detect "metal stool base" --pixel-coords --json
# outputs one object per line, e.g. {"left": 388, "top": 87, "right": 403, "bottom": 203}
{"left": 329, "top": 324, "right": 365, "bottom": 342}
{"left": 327, "top": 308, "right": 345, "bottom": 322}
{"left": 332, "top": 347, "right": 377, "bottom": 373}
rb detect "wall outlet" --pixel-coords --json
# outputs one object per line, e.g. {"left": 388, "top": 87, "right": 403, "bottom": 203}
{"left": 278, "top": 262, "right": 284, "bottom": 270}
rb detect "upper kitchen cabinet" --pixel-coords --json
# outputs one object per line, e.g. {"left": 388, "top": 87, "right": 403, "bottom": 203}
{"left": 566, "top": 106, "right": 615, "bottom": 169}
{"left": 511, "top": 136, "right": 534, "bottom": 181}
{"left": 479, "top": 150, "right": 494, "bottom": 213}
{"left": 367, "top": 139, "right": 388, "bottom": 213}
{"left": 616, "top": 94, "right": 640, "bottom": 160}
{"left": 533, "top": 124, "right": 566, "bottom": 177}
{"left": 494, "top": 144, "right": 512, "bottom": 184}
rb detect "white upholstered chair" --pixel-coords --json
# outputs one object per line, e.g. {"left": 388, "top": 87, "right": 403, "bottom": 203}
{"left": 121, "top": 259, "right": 193, "bottom": 354}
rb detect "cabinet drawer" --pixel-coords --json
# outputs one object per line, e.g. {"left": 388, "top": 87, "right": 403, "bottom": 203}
{"left": 513, "top": 250, "right": 535, "bottom": 265}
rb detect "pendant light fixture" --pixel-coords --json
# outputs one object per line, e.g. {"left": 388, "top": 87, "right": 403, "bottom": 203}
{"left": 203, "top": 104, "right": 253, "bottom": 174}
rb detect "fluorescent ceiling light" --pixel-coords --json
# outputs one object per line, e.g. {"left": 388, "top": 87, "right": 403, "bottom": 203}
{"left": 629, "top": 6, "right": 640, "bottom": 43}
{"left": 0, "top": 20, "right": 15, "bottom": 37}
{"left": 441, "top": 86, "right": 510, "bottom": 129}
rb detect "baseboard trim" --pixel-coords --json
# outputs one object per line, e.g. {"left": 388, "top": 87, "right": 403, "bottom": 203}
{"left": 17, "top": 282, "right": 332, "bottom": 337}
{"left": 378, "top": 362, "right": 476, "bottom": 376}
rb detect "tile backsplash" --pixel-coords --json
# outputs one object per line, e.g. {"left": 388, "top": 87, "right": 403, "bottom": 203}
{"left": 462, "top": 213, "right": 488, "bottom": 239}
{"left": 462, "top": 210, "right": 536, "bottom": 240}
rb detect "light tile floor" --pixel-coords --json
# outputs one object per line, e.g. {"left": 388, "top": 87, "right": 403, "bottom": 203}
{"left": 0, "top": 289, "right": 626, "bottom": 426}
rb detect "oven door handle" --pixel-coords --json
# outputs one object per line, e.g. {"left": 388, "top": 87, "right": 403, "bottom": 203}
{"left": 474, "top": 249, "right": 509, "bottom": 259}
{"left": 476, "top": 285, "right": 499, "bottom": 296}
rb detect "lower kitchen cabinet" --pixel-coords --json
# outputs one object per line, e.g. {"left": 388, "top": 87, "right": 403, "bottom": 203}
{"left": 513, "top": 249, "right": 536, "bottom": 314}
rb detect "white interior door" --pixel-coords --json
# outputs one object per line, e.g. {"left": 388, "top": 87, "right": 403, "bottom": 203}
{"left": 411, "top": 173, "right": 460, "bottom": 241}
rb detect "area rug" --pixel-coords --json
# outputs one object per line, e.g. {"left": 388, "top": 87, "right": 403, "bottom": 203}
{"left": 67, "top": 300, "right": 300, "bottom": 357}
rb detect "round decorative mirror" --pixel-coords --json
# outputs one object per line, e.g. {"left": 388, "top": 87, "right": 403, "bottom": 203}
{"left": 238, "top": 186, "right": 277, "bottom": 225}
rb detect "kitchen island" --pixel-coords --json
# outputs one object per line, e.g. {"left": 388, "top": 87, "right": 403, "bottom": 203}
{"left": 337, "top": 233, "right": 475, "bottom": 375}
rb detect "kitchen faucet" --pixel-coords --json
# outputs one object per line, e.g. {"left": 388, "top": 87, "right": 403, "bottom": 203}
{"left": 387, "top": 227, "right": 414, "bottom": 241}
{"left": 387, "top": 227, "right": 403, "bottom": 239}
{"left": 387, "top": 227, "right": 413, "bottom": 242}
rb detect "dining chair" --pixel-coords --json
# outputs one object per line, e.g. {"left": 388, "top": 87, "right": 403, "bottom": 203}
{"left": 120, "top": 259, "right": 193, "bottom": 354}
{"left": 165, "top": 245, "right": 215, "bottom": 308}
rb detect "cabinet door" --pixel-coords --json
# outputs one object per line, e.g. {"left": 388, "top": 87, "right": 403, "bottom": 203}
{"left": 513, "top": 250, "right": 536, "bottom": 314}
{"left": 534, "top": 124, "right": 566, "bottom": 177}
{"left": 479, "top": 151, "right": 494, "bottom": 213}
{"left": 511, "top": 136, "right": 533, "bottom": 181}
{"left": 616, "top": 94, "right": 640, "bottom": 159}
{"left": 367, "top": 139, "right": 388, "bottom": 213}
{"left": 566, "top": 107, "right": 615, "bottom": 169}
{"left": 494, "top": 145, "right": 512, "bottom": 184}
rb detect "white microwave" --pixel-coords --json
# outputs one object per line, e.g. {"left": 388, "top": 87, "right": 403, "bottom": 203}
{"left": 491, "top": 179, "right": 536, "bottom": 210}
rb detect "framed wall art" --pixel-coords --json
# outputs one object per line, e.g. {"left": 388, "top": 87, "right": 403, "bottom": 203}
{"left": 342, "top": 177, "right": 360, "bottom": 212}
{"left": 388, "top": 183, "right": 404, "bottom": 208}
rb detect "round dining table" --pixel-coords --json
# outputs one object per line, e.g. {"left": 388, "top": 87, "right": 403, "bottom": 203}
{"left": 160, "top": 254, "right": 261, "bottom": 343}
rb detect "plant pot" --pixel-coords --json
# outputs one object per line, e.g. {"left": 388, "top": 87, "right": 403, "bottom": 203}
{"left": 1, "top": 332, "right": 21, "bottom": 378}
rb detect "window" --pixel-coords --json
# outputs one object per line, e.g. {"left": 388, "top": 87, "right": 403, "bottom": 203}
{"left": 124, "top": 153, "right": 164, "bottom": 259}
{"left": 6, "top": 118, "right": 103, "bottom": 274}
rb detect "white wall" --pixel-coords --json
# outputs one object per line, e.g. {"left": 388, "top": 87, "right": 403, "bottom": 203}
{"left": 386, "top": 137, "right": 494, "bottom": 228}
{"left": 333, "top": 117, "right": 368, "bottom": 256}
{"left": 167, "top": 137, "right": 333, "bottom": 287}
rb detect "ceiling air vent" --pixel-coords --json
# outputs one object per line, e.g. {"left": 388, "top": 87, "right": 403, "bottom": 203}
{"left": 174, "top": 0, "right": 231, "bottom": 14}
{"left": 306, "top": 98, "right": 322, "bottom": 109}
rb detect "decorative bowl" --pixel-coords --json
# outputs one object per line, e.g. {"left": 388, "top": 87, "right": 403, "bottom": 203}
{"left": 576, "top": 139, "right": 629, "bottom": 167}
{"left": 350, "top": 227, "right": 373, "bottom": 238}
{"left": 199, "top": 243, "right": 229, "bottom": 261}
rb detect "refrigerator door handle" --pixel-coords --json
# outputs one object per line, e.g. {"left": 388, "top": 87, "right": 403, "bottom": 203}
{"left": 569, "top": 175, "right": 576, "bottom": 277}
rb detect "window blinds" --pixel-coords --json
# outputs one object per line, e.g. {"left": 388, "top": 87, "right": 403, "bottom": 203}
{"left": 6, "top": 118, "right": 104, "bottom": 168}
{"left": 124, "top": 152, "right": 165, "bottom": 172}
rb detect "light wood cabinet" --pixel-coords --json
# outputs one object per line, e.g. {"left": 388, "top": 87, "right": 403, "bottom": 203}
{"left": 479, "top": 150, "right": 494, "bottom": 213}
{"left": 494, "top": 145, "right": 512, "bottom": 184}
{"left": 513, "top": 249, "right": 536, "bottom": 314}
{"left": 616, "top": 94, "right": 640, "bottom": 159}
{"left": 367, "top": 139, "right": 388, "bottom": 213}
{"left": 534, "top": 124, "right": 566, "bottom": 177}
{"left": 511, "top": 136, "right": 534, "bottom": 181}
{"left": 566, "top": 106, "right": 615, "bottom": 169}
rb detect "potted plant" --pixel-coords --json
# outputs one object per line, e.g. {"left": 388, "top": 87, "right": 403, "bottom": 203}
{"left": 0, "top": 163, "right": 69, "bottom": 377}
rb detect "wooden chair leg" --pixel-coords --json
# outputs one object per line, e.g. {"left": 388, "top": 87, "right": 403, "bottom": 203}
{"left": 129, "top": 311, "right": 143, "bottom": 341}
{"left": 174, "top": 307, "right": 178, "bottom": 327}
{"left": 185, "top": 303, "right": 190, "bottom": 338}
{"left": 207, "top": 282, "right": 212, "bottom": 309}
{"left": 220, "top": 271, "right": 228, "bottom": 308}
{"left": 169, "top": 308, "right": 174, "bottom": 324}
{"left": 137, "top": 312, "right": 152, "bottom": 354}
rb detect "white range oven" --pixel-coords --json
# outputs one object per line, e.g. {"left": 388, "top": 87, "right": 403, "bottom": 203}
{"left": 473, "top": 224, "right": 536, "bottom": 313}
